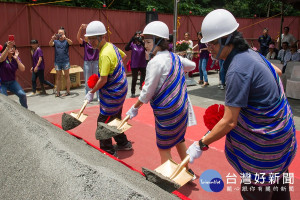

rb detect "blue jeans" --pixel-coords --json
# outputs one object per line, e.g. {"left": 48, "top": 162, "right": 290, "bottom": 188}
{"left": 84, "top": 60, "right": 99, "bottom": 99}
{"left": 219, "top": 59, "right": 225, "bottom": 85}
{"left": 55, "top": 61, "right": 70, "bottom": 71}
{"left": 1, "top": 80, "right": 28, "bottom": 108}
{"left": 199, "top": 58, "right": 208, "bottom": 82}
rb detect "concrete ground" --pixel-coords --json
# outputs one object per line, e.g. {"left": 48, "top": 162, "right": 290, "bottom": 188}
{"left": 9, "top": 71, "right": 300, "bottom": 130}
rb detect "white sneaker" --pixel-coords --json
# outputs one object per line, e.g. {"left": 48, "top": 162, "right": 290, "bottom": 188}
{"left": 220, "top": 85, "right": 225, "bottom": 90}
{"left": 26, "top": 92, "right": 36, "bottom": 97}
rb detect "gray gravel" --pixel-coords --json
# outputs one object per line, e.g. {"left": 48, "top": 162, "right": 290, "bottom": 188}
{"left": 0, "top": 94, "right": 179, "bottom": 200}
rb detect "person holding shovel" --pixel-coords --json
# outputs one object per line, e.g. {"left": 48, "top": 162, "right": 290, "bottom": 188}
{"left": 84, "top": 21, "right": 131, "bottom": 157}
{"left": 125, "top": 21, "right": 196, "bottom": 178}
{"left": 186, "top": 9, "right": 296, "bottom": 200}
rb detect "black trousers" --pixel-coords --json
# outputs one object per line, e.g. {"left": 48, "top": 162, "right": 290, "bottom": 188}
{"left": 32, "top": 70, "right": 54, "bottom": 93}
{"left": 131, "top": 67, "right": 146, "bottom": 95}
{"left": 241, "top": 176, "right": 291, "bottom": 200}
{"left": 97, "top": 108, "right": 129, "bottom": 155}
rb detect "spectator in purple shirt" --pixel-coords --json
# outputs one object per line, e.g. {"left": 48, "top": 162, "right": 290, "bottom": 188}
{"left": 77, "top": 24, "right": 99, "bottom": 101}
{"left": 27, "top": 40, "right": 54, "bottom": 96}
{"left": 0, "top": 41, "right": 28, "bottom": 108}
{"left": 125, "top": 31, "right": 147, "bottom": 98}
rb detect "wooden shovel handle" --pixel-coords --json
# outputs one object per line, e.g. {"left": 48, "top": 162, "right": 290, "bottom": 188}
{"left": 117, "top": 115, "right": 130, "bottom": 130}
{"left": 169, "top": 155, "right": 190, "bottom": 180}
{"left": 76, "top": 100, "right": 88, "bottom": 119}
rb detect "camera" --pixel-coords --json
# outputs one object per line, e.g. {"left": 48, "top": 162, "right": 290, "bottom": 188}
{"left": 55, "top": 34, "right": 62, "bottom": 39}
{"left": 134, "top": 36, "right": 143, "bottom": 43}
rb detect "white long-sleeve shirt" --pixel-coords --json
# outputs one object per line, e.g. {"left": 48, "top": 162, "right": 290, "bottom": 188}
{"left": 139, "top": 50, "right": 196, "bottom": 104}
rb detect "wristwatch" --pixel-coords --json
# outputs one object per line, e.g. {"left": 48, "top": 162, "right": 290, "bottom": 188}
{"left": 198, "top": 139, "right": 209, "bottom": 151}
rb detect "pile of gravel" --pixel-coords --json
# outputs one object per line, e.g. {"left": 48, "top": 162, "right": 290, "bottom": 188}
{"left": 0, "top": 94, "right": 179, "bottom": 200}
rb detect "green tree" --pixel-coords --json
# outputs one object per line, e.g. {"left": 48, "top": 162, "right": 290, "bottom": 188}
{"left": 1, "top": 0, "right": 299, "bottom": 17}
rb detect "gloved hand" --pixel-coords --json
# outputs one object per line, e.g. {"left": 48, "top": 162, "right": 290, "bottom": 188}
{"left": 186, "top": 141, "right": 203, "bottom": 164}
{"left": 126, "top": 105, "right": 139, "bottom": 119}
{"left": 85, "top": 91, "right": 94, "bottom": 103}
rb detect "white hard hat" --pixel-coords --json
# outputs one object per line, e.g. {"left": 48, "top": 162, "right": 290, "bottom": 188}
{"left": 201, "top": 9, "right": 239, "bottom": 43}
{"left": 85, "top": 21, "right": 107, "bottom": 37}
{"left": 143, "top": 21, "right": 169, "bottom": 39}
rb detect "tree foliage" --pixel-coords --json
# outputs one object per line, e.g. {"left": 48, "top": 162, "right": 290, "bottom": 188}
{"left": 3, "top": 0, "right": 300, "bottom": 17}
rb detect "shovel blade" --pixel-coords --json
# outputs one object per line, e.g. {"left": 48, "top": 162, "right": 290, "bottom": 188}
{"left": 154, "top": 159, "right": 193, "bottom": 187}
{"left": 155, "top": 159, "right": 179, "bottom": 177}
{"left": 107, "top": 118, "right": 132, "bottom": 132}
{"left": 62, "top": 113, "right": 82, "bottom": 131}
{"left": 95, "top": 121, "right": 132, "bottom": 140}
{"left": 70, "top": 112, "right": 88, "bottom": 122}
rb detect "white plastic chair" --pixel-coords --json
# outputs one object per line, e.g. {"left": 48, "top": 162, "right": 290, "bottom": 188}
{"left": 281, "top": 61, "right": 299, "bottom": 90}
{"left": 286, "top": 65, "right": 300, "bottom": 99}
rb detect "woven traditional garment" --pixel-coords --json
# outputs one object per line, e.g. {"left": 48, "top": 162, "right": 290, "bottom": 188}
{"left": 225, "top": 54, "right": 297, "bottom": 184}
{"left": 99, "top": 44, "right": 128, "bottom": 116}
{"left": 150, "top": 52, "right": 188, "bottom": 149}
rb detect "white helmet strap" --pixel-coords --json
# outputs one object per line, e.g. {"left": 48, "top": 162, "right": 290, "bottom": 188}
{"left": 215, "top": 33, "right": 233, "bottom": 60}
{"left": 149, "top": 36, "right": 163, "bottom": 59}
{"left": 210, "top": 33, "right": 233, "bottom": 68}
{"left": 96, "top": 35, "right": 103, "bottom": 49}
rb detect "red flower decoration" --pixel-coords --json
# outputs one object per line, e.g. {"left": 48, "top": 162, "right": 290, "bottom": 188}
{"left": 203, "top": 104, "right": 225, "bottom": 130}
{"left": 87, "top": 74, "right": 99, "bottom": 89}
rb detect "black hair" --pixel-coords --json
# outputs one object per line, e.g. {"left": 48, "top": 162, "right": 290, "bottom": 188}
{"left": 59, "top": 26, "right": 66, "bottom": 35}
{"left": 184, "top": 32, "right": 190, "bottom": 36}
{"left": 155, "top": 36, "right": 169, "bottom": 51}
{"left": 30, "top": 39, "right": 38, "bottom": 44}
{"left": 197, "top": 32, "right": 202, "bottom": 42}
{"left": 135, "top": 30, "right": 142, "bottom": 35}
{"left": 226, "top": 31, "right": 250, "bottom": 52}
{"left": 168, "top": 34, "right": 173, "bottom": 43}
{"left": 284, "top": 26, "right": 289, "bottom": 32}
{"left": 263, "top": 28, "right": 268, "bottom": 31}
{"left": 1, "top": 42, "right": 17, "bottom": 53}
{"left": 282, "top": 42, "right": 289, "bottom": 47}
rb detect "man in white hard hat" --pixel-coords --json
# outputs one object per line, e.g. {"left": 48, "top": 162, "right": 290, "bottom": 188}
{"left": 186, "top": 9, "right": 296, "bottom": 200}
{"left": 84, "top": 21, "right": 132, "bottom": 157}
{"left": 125, "top": 21, "right": 197, "bottom": 179}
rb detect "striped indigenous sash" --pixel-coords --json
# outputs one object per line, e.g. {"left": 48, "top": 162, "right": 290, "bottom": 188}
{"left": 225, "top": 53, "right": 297, "bottom": 183}
{"left": 98, "top": 44, "right": 128, "bottom": 116}
{"left": 150, "top": 52, "right": 188, "bottom": 149}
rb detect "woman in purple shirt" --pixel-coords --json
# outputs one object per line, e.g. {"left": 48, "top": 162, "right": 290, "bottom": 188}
{"left": 0, "top": 41, "right": 28, "bottom": 108}
{"left": 27, "top": 40, "right": 54, "bottom": 96}
{"left": 125, "top": 31, "right": 147, "bottom": 98}
{"left": 77, "top": 24, "right": 99, "bottom": 101}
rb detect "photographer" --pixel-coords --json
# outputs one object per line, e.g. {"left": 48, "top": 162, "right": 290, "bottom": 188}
{"left": 49, "top": 27, "right": 73, "bottom": 97}
{"left": 0, "top": 41, "right": 28, "bottom": 108}
{"left": 125, "top": 31, "right": 147, "bottom": 98}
